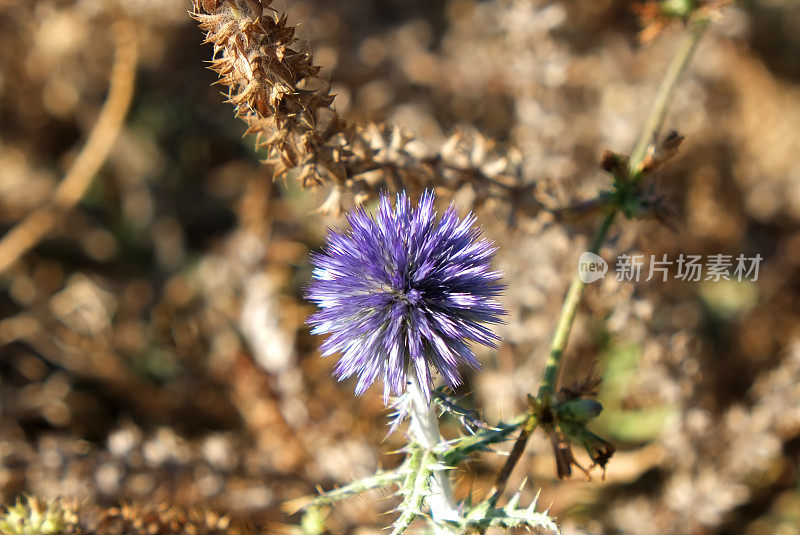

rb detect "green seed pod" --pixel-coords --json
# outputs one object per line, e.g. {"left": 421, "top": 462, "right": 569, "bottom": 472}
{"left": 556, "top": 398, "right": 603, "bottom": 423}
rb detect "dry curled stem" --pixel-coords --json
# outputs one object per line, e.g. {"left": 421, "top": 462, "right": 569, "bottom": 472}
{"left": 0, "top": 21, "right": 138, "bottom": 276}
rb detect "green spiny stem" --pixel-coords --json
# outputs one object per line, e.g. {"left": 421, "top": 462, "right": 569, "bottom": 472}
{"left": 406, "top": 369, "right": 459, "bottom": 531}
{"left": 481, "top": 210, "right": 615, "bottom": 533}
{"left": 486, "top": 17, "right": 710, "bottom": 509}
{"left": 391, "top": 447, "right": 431, "bottom": 535}
{"left": 432, "top": 389, "right": 490, "bottom": 432}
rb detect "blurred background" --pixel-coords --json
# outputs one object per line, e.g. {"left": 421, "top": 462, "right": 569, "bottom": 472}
{"left": 1, "top": 0, "right": 800, "bottom": 533}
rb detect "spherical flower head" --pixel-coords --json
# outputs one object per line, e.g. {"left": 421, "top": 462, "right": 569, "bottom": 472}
{"left": 306, "top": 191, "right": 505, "bottom": 402}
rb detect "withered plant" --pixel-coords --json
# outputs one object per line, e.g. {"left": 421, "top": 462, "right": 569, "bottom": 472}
{"left": 189, "top": 0, "right": 726, "bottom": 533}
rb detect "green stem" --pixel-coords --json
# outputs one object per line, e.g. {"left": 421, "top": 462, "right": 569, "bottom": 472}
{"left": 630, "top": 18, "right": 710, "bottom": 174}
{"left": 484, "top": 213, "right": 614, "bottom": 515}
{"left": 487, "top": 16, "right": 710, "bottom": 507}
{"left": 406, "top": 369, "right": 459, "bottom": 531}
{"left": 537, "top": 212, "right": 616, "bottom": 402}
{"left": 539, "top": 16, "right": 709, "bottom": 401}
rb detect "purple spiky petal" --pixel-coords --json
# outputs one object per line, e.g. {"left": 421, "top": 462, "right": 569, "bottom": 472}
{"left": 306, "top": 191, "right": 505, "bottom": 402}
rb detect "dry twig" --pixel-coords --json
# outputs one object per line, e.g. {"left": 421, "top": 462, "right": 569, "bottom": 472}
{"left": 192, "top": 0, "right": 553, "bottom": 216}
{"left": 0, "top": 21, "right": 138, "bottom": 275}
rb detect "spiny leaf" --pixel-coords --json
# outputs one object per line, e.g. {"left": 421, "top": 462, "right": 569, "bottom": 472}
{"left": 287, "top": 470, "right": 405, "bottom": 513}
{"left": 431, "top": 388, "right": 489, "bottom": 434}
{"left": 386, "top": 392, "right": 411, "bottom": 435}
{"left": 0, "top": 497, "right": 67, "bottom": 535}
{"left": 441, "top": 414, "right": 525, "bottom": 467}
{"left": 460, "top": 482, "right": 560, "bottom": 533}
{"left": 461, "top": 501, "right": 560, "bottom": 533}
{"left": 391, "top": 447, "right": 434, "bottom": 535}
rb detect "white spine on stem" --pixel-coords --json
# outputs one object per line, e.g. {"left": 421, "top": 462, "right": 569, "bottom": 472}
{"left": 407, "top": 368, "right": 459, "bottom": 531}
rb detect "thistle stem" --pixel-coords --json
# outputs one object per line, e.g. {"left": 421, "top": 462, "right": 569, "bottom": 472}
{"left": 537, "top": 212, "right": 617, "bottom": 402}
{"left": 539, "top": 16, "right": 709, "bottom": 403}
{"left": 487, "top": 17, "right": 710, "bottom": 507}
{"left": 630, "top": 17, "right": 710, "bottom": 174}
{"left": 486, "top": 414, "right": 538, "bottom": 508}
{"left": 486, "top": 213, "right": 613, "bottom": 511}
{"left": 406, "top": 370, "right": 459, "bottom": 530}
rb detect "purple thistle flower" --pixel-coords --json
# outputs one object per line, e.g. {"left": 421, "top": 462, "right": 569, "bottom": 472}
{"left": 306, "top": 191, "right": 505, "bottom": 401}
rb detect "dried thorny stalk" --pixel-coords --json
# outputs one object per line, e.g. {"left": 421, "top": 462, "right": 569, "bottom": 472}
{"left": 192, "top": 0, "right": 553, "bottom": 217}
{"left": 192, "top": 0, "right": 335, "bottom": 183}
